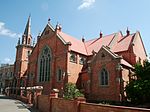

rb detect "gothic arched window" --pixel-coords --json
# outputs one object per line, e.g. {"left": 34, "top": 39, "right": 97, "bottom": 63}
{"left": 100, "top": 68, "right": 109, "bottom": 86}
{"left": 38, "top": 46, "right": 51, "bottom": 82}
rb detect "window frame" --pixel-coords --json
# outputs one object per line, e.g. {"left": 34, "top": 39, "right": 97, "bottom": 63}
{"left": 38, "top": 46, "right": 51, "bottom": 82}
{"left": 57, "top": 68, "right": 63, "bottom": 82}
{"left": 99, "top": 68, "right": 109, "bottom": 86}
{"left": 79, "top": 56, "right": 85, "bottom": 65}
{"left": 69, "top": 52, "right": 77, "bottom": 63}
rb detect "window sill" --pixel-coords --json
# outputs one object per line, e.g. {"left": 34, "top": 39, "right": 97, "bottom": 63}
{"left": 37, "top": 81, "right": 50, "bottom": 83}
{"left": 99, "top": 85, "right": 109, "bottom": 87}
{"left": 79, "top": 63, "right": 84, "bottom": 65}
{"left": 70, "top": 60, "right": 77, "bottom": 64}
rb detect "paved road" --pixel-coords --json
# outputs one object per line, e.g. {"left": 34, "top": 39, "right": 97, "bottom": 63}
{"left": 0, "top": 94, "right": 38, "bottom": 112}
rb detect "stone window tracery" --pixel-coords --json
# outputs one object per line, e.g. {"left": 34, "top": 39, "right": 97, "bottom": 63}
{"left": 100, "top": 68, "right": 109, "bottom": 86}
{"left": 38, "top": 46, "right": 51, "bottom": 82}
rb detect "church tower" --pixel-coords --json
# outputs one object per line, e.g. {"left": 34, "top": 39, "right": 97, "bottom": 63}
{"left": 14, "top": 16, "right": 33, "bottom": 90}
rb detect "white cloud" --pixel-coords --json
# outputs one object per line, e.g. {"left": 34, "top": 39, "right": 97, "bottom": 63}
{"left": 4, "top": 58, "right": 13, "bottom": 64}
{"left": 78, "top": 0, "right": 95, "bottom": 10}
{"left": 0, "top": 21, "right": 21, "bottom": 38}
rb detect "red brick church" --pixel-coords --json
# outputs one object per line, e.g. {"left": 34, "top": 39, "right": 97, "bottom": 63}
{"left": 12, "top": 16, "right": 147, "bottom": 102}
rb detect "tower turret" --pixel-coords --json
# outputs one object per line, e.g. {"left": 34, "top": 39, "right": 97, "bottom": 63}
{"left": 14, "top": 15, "right": 33, "bottom": 79}
{"left": 22, "top": 15, "right": 32, "bottom": 45}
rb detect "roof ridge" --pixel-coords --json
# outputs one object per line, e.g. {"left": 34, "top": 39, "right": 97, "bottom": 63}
{"left": 83, "top": 42, "right": 88, "bottom": 55}
{"left": 103, "top": 33, "right": 116, "bottom": 37}
{"left": 88, "top": 37, "right": 100, "bottom": 46}
{"left": 87, "top": 33, "right": 117, "bottom": 47}
{"left": 118, "top": 33, "right": 135, "bottom": 43}
{"left": 85, "top": 38, "right": 98, "bottom": 43}
{"left": 85, "top": 33, "right": 116, "bottom": 42}
{"left": 107, "top": 33, "right": 117, "bottom": 47}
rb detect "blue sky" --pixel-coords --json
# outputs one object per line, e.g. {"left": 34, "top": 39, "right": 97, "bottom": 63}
{"left": 0, "top": 0, "right": 150, "bottom": 64}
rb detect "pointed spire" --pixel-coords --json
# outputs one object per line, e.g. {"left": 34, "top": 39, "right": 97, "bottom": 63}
{"left": 48, "top": 17, "right": 51, "bottom": 24}
{"left": 24, "top": 15, "right": 31, "bottom": 36}
{"left": 21, "top": 15, "right": 32, "bottom": 45}
{"left": 17, "top": 37, "right": 20, "bottom": 45}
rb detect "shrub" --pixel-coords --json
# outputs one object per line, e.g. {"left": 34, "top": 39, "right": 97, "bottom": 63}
{"left": 64, "top": 83, "right": 84, "bottom": 100}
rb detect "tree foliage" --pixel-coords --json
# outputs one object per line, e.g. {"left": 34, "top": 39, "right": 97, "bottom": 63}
{"left": 125, "top": 60, "right": 150, "bottom": 104}
{"left": 64, "top": 83, "right": 84, "bottom": 100}
{"left": 134, "top": 61, "right": 150, "bottom": 80}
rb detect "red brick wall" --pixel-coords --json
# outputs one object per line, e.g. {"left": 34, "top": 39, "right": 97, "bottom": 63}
{"left": 68, "top": 52, "right": 84, "bottom": 83}
{"left": 15, "top": 46, "right": 32, "bottom": 78}
{"left": 91, "top": 60, "right": 120, "bottom": 101}
{"left": 51, "top": 98, "right": 77, "bottom": 112}
{"left": 90, "top": 49, "right": 121, "bottom": 101}
{"left": 38, "top": 95, "right": 50, "bottom": 112}
{"left": 28, "top": 26, "right": 85, "bottom": 95}
{"left": 117, "top": 50, "right": 136, "bottom": 65}
{"left": 80, "top": 103, "right": 150, "bottom": 112}
{"left": 36, "top": 95, "right": 150, "bottom": 112}
{"left": 28, "top": 27, "right": 69, "bottom": 95}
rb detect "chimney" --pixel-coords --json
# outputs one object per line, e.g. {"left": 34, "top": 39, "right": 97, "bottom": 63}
{"left": 82, "top": 36, "right": 85, "bottom": 42}
{"left": 17, "top": 38, "right": 20, "bottom": 45}
{"left": 126, "top": 27, "right": 130, "bottom": 36}
{"left": 100, "top": 31, "right": 103, "bottom": 38}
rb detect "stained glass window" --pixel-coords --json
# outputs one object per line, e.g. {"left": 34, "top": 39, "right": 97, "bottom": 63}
{"left": 38, "top": 46, "right": 51, "bottom": 82}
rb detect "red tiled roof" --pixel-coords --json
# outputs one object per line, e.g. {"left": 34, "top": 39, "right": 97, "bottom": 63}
{"left": 85, "top": 33, "right": 116, "bottom": 55}
{"left": 57, "top": 31, "right": 135, "bottom": 56}
{"left": 112, "top": 34, "right": 135, "bottom": 53}
{"left": 85, "top": 33, "right": 136, "bottom": 55}
{"left": 58, "top": 32, "right": 87, "bottom": 55}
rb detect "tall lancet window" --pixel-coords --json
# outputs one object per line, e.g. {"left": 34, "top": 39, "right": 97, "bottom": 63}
{"left": 38, "top": 46, "right": 51, "bottom": 82}
{"left": 28, "top": 38, "right": 31, "bottom": 45}
{"left": 100, "top": 68, "right": 109, "bottom": 86}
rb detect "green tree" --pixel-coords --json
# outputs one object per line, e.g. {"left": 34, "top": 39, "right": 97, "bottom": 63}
{"left": 125, "top": 60, "right": 150, "bottom": 104}
{"left": 134, "top": 60, "right": 150, "bottom": 80}
{"left": 64, "top": 83, "right": 84, "bottom": 100}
